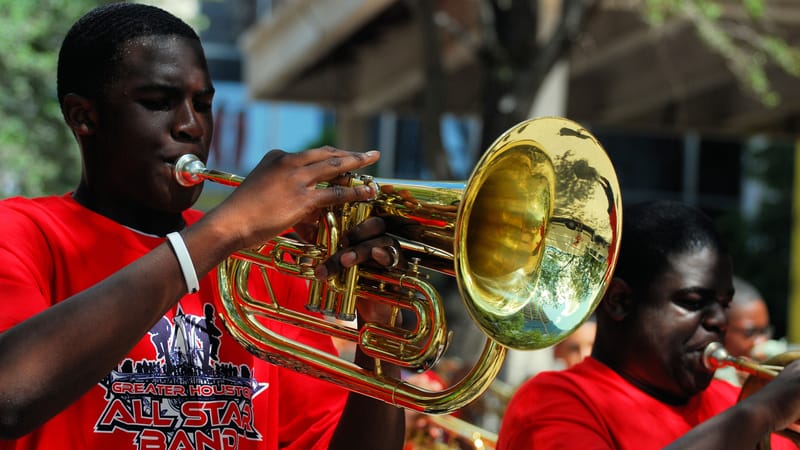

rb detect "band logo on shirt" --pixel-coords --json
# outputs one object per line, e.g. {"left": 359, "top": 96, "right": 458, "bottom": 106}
{"left": 95, "top": 304, "right": 267, "bottom": 449}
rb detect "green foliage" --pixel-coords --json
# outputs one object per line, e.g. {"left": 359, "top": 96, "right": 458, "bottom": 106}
{"left": 0, "top": 0, "right": 108, "bottom": 198}
{"left": 642, "top": 0, "right": 800, "bottom": 108}
{"left": 742, "top": 0, "right": 765, "bottom": 19}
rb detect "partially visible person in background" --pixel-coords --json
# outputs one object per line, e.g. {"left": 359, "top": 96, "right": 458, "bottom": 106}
{"left": 497, "top": 200, "right": 800, "bottom": 450}
{"left": 716, "top": 276, "right": 786, "bottom": 386}
{"left": 552, "top": 316, "right": 596, "bottom": 370}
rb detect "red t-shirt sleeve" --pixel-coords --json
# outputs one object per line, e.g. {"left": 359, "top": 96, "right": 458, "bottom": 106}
{"left": 0, "top": 202, "right": 55, "bottom": 331}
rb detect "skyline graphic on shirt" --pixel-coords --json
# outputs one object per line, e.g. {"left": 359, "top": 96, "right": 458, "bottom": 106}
{"left": 95, "top": 303, "right": 268, "bottom": 449}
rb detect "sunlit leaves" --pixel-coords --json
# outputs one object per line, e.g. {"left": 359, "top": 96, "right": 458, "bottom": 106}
{"left": 640, "top": 0, "right": 798, "bottom": 107}
{"left": 742, "top": 0, "right": 764, "bottom": 19}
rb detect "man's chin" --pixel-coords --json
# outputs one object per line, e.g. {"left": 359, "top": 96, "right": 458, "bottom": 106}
{"left": 679, "top": 357, "right": 715, "bottom": 396}
{"left": 681, "top": 370, "right": 714, "bottom": 397}
{"left": 168, "top": 185, "right": 203, "bottom": 212}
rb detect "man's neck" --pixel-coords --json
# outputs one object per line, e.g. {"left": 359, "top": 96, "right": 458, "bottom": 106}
{"left": 593, "top": 345, "right": 691, "bottom": 406}
{"left": 72, "top": 184, "right": 185, "bottom": 237}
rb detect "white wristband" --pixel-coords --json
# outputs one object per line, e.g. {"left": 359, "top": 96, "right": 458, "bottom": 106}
{"left": 166, "top": 232, "right": 199, "bottom": 294}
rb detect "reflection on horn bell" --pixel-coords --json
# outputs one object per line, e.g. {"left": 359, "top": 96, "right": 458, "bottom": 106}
{"left": 172, "top": 116, "right": 622, "bottom": 414}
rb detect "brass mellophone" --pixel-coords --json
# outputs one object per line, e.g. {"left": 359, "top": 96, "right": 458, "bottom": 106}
{"left": 173, "top": 116, "right": 622, "bottom": 414}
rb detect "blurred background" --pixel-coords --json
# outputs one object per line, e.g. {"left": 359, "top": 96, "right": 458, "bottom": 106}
{"left": 2, "top": 0, "right": 800, "bottom": 444}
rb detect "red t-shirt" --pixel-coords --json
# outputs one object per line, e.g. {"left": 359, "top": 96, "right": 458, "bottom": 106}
{"left": 0, "top": 194, "right": 347, "bottom": 450}
{"left": 498, "top": 356, "right": 793, "bottom": 450}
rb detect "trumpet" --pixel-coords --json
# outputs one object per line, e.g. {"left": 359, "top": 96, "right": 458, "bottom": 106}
{"left": 703, "top": 341, "right": 800, "bottom": 449}
{"left": 703, "top": 341, "right": 782, "bottom": 379}
{"left": 174, "top": 116, "right": 622, "bottom": 414}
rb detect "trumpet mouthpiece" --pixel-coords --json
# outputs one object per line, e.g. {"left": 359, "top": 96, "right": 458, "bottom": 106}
{"left": 173, "top": 154, "right": 205, "bottom": 187}
{"left": 702, "top": 341, "right": 729, "bottom": 371}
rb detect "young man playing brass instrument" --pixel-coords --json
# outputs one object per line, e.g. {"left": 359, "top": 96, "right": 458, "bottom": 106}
{"left": 0, "top": 3, "right": 404, "bottom": 448}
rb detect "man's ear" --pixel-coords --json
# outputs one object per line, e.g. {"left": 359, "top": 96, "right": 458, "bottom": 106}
{"left": 601, "top": 278, "right": 635, "bottom": 321}
{"left": 61, "top": 93, "right": 97, "bottom": 136}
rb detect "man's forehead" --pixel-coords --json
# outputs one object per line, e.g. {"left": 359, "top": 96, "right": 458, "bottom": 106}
{"left": 656, "top": 249, "right": 732, "bottom": 287}
{"left": 665, "top": 246, "right": 729, "bottom": 271}
{"left": 113, "top": 35, "right": 210, "bottom": 88}
{"left": 117, "top": 35, "right": 206, "bottom": 69}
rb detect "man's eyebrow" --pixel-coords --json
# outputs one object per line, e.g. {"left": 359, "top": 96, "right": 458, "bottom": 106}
{"left": 672, "top": 286, "right": 716, "bottom": 298}
{"left": 130, "top": 84, "right": 215, "bottom": 96}
{"left": 673, "top": 286, "right": 733, "bottom": 300}
{"left": 131, "top": 83, "right": 177, "bottom": 93}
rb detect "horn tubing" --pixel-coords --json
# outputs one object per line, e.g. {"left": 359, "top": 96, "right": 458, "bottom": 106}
{"left": 218, "top": 255, "right": 508, "bottom": 413}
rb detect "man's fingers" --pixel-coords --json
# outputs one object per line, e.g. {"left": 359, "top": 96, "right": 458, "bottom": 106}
{"left": 295, "top": 147, "right": 380, "bottom": 181}
{"left": 346, "top": 217, "right": 387, "bottom": 243}
{"left": 311, "top": 182, "right": 377, "bottom": 209}
{"left": 314, "top": 235, "right": 398, "bottom": 280}
{"left": 371, "top": 246, "right": 400, "bottom": 268}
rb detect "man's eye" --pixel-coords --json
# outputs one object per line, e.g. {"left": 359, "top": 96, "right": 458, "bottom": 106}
{"left": 140, "top": 99, "right": 173, "bottom": 111}
{"left": 684, "top": 303, "right": 705, "bottom": 311}
{"left": 676, "top": 299, "right": 706, "bottom": 311}
{"left": 194, "top": 100, "right": 212, "bottom": 113}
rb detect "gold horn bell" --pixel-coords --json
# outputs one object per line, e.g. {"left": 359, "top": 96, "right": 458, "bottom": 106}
{"left": 174, "top": 116, "right": 622, "bottom": 414}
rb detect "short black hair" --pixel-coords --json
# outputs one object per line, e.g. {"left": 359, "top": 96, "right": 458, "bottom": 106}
{"left": 732, "top": 276, "right": 763, "bottom": 306}
{"left": 614, "top": 200, "right": 728, "bottom": 290}
{"left": 57, "top": 2, "right": 201, "bottom": 103}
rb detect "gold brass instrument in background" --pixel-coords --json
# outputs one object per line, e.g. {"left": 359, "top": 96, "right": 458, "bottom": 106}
{"left": 407, "top": 414, "right": 498, "bottom": 449}
{"left": 174, "top": 116, "right": 622, "bottom": 414}
{"left": 704, "top": 341, "right": 800, "bottom": 449}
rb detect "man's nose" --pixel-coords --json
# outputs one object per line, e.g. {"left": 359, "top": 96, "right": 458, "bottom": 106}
{"left": 703, "top": 302, "right": 728, "bottom": 333}
{"left": 173, "top": 100, "right": 204, "bottom": 141}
